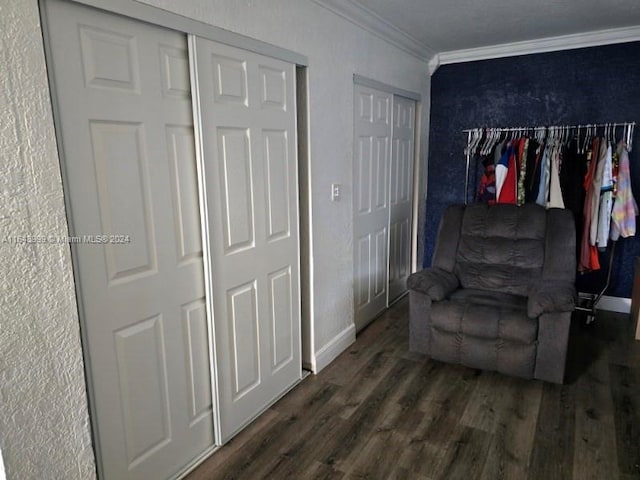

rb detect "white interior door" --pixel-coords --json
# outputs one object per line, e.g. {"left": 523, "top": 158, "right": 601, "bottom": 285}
{"left": 44, "top": 1, "right": 214, "bottom": 478}
{"left": 353, "top": 85, "right": 393, "bottom": 331}
{"left": 190, "top": 37, "right": 302, "bottom": 442}
{"left": 388, "top": 95, "right": 416, "bottom": 302}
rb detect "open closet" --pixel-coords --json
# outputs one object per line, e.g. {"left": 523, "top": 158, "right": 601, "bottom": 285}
{"left": 42, "top": 0, "right": 304, "bottom": 478}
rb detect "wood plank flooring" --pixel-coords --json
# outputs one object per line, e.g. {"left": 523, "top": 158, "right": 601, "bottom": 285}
{"left": 186, "top": 297, "right": 640, "bottom": 480}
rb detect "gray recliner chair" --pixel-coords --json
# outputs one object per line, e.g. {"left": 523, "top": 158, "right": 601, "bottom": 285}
{"left": 408, "top": 203, "right": 576, "bottom": 384}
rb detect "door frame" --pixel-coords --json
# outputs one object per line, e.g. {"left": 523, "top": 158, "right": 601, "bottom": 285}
{"left": 39, "top": 0, "right": 310, "bottom": 478}
{"left": 351, "top": 75, "right": 421, "bottom": 321}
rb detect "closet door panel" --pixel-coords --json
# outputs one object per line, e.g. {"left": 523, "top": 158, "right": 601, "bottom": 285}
{"left": 217, "top": 127, "right": 255, "bottom": 252}
{"left": 353, "top": 85, "right": 393, "bottom": 331}
{"left": 192, "top": 36, "right": 301, "bottom": 443}
{"left": 389, "top": 95, "right": 416, "bottom": 302}
{"left": 269, "top": 266, "right": 295, "bottom": 371}
{"left": 227, "top": 281, "right": 261, "bottom": 398}
{"left": 264, "top": 129, "right": 291, "bottom": 240}
{"left": 166, "top": 125, "right": 202, "bottom": 262}
{"left": 181, "top": 298, "right": 213, "bottom": 423}
{"left": 44, "top": 1, "right": 214, "bottom": 479}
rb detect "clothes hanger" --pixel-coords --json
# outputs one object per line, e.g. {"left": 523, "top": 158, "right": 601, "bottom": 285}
{"left": 480, "top": 128, "right": 488, "bottom": 155}
{"left": 477, "top": 128, "right": 488, "bottom": 154}
{"left": 610, "top": 123, "right": 615, "bottom": 144}
{"left": 483, "top": 128, "right": 496, "bottom": 155}
{"left": 465, "top": 128, "right": 480, "bottom": 156}
{"left": 479, "top": 129, "right": 488, "bottom": 155}
{"left": 624, "top": 124, "right": 629, "bottom": 148}
{"left": 471, "top": 128, "right": 483, "bottom": 155}
{"left": 583, "top": 124, "right": 593, "bottom": 153}
{"left": 583, "top": 124, "right": 592, "bottom": 154}
{"left": 491, "top": 128, "right": 499, "bottom": 152}
{"left": 490, "top": 128, "right": 501, "bottom": 153}
{"left": 480, "top": 128, "right": 490, "bottom": 155}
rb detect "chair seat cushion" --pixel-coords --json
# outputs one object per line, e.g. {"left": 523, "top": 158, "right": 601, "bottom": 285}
{"left": 431, "top": 296, "right": 538, "bottom": 344}
{"left": 448, "top": 288, "right": 527, "bottom": 310}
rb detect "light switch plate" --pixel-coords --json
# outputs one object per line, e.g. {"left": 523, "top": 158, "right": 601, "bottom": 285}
{"left": 331, "top": 183, "right": 340, "bottom": 201}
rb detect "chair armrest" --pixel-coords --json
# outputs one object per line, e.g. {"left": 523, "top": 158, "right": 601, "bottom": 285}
{"left": 527, "top": 281, "right": 576, "bottom": 317}
{"left": 407, "top": 268, "right": 459, "bottom": 301}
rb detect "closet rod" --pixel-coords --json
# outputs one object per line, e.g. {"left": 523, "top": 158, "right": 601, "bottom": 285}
{"left": 462, "top": 121, "right": 636, "bottom": 133}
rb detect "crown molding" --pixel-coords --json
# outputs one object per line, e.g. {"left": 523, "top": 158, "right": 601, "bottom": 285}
{"left": 428, "top": 53, "right": 440, "bottom": 75}
{"left": 438, "top": 25, "right": 640, "bottom": 67}
{"left": 311, "top": 0, "right": 435, "bottom": 62}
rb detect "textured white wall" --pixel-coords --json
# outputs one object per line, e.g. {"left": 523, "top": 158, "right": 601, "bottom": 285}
{"left": 0, "top": 0, "right": 429, "bottom": 477}
{"left": 139, "top": 0, "right": 432, "bottom": 353}
{"left": 0, "top": 1, "right": 97, "bottom": 479}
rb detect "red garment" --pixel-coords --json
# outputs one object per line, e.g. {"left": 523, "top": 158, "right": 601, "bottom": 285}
{"left": 498, "top": 139, "right": 518, "bottom": 204}
{"left": 589, "top": 246, "right": 601, "bottom": 271}
{"left": 476, "top": 163, "right": 496, "bottom": 204}
{"left": 579, "top": 137, "right": 600, "bottom": 272}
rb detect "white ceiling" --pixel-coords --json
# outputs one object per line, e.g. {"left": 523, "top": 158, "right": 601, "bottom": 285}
{"left": 353, "top": 0, "right": 640, "bottom": 53}
{"left": 311, "top": 0, "right": 640, "bottom": 69}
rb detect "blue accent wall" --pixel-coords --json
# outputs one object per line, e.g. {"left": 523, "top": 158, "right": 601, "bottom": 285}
{"left": 426, "top": 41, "right": 640, "bottom": 298}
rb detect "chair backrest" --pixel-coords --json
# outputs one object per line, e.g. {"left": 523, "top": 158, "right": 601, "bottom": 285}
{"left": 432, "top": 203, "right": 576, "bottom": 296}
{"left": 454, "top": 203, "right": 549, "bottom": 295}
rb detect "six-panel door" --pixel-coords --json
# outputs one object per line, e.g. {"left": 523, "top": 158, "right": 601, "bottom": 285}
{"left": 191, "top": 36, "right": 302, "bottom": 442}
{"left": 353, "top": 85, "right": 394, "bottom": 331}
{"left": 389, "top": 95, "right": 416, "bottom": 302}
{"left": 44, "top": 1, "right": 214, "bottom": 478}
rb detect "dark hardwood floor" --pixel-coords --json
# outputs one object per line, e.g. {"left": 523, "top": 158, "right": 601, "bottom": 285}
{"left": 186, "top": 297, "right": 640, "bottom": 480}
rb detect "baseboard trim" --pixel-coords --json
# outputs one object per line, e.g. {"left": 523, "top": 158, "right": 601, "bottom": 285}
{"left": 595, "top": 295, "right": 631, "bottom": 314}
{"left": 313, "top": 323, "right": 356, "bottom": 373}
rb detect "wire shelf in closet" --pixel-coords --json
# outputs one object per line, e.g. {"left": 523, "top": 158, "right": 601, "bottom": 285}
{"left": 460, "top": 121, "right": 637, "bottom": 324}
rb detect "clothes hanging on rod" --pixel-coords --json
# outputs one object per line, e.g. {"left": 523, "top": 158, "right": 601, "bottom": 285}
{"left": 462, "top": 122, "right": 637, "bottom": 275}
{"left": 611, "top": 142, "right": 638, "bottom": 239}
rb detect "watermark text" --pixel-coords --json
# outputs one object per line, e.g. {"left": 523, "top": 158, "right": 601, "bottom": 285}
{"left": 2, "top": 234, "right": 132, "bottom": 245}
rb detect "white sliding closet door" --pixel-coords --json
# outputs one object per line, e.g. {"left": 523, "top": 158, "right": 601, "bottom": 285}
{"left": 43, "top": 1, "right": 214, "bottom": 479}
{"left": 353, "top": 84, "right": 416, "bottom": 330}
{"left": 388, "top": 96, "right": 416, "bottom": 302}
{"left": 353, "top": 85, "right": 393, "bottom": 331}
{"left": 190, "top": 37, "right": 302, "bottom": 442}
